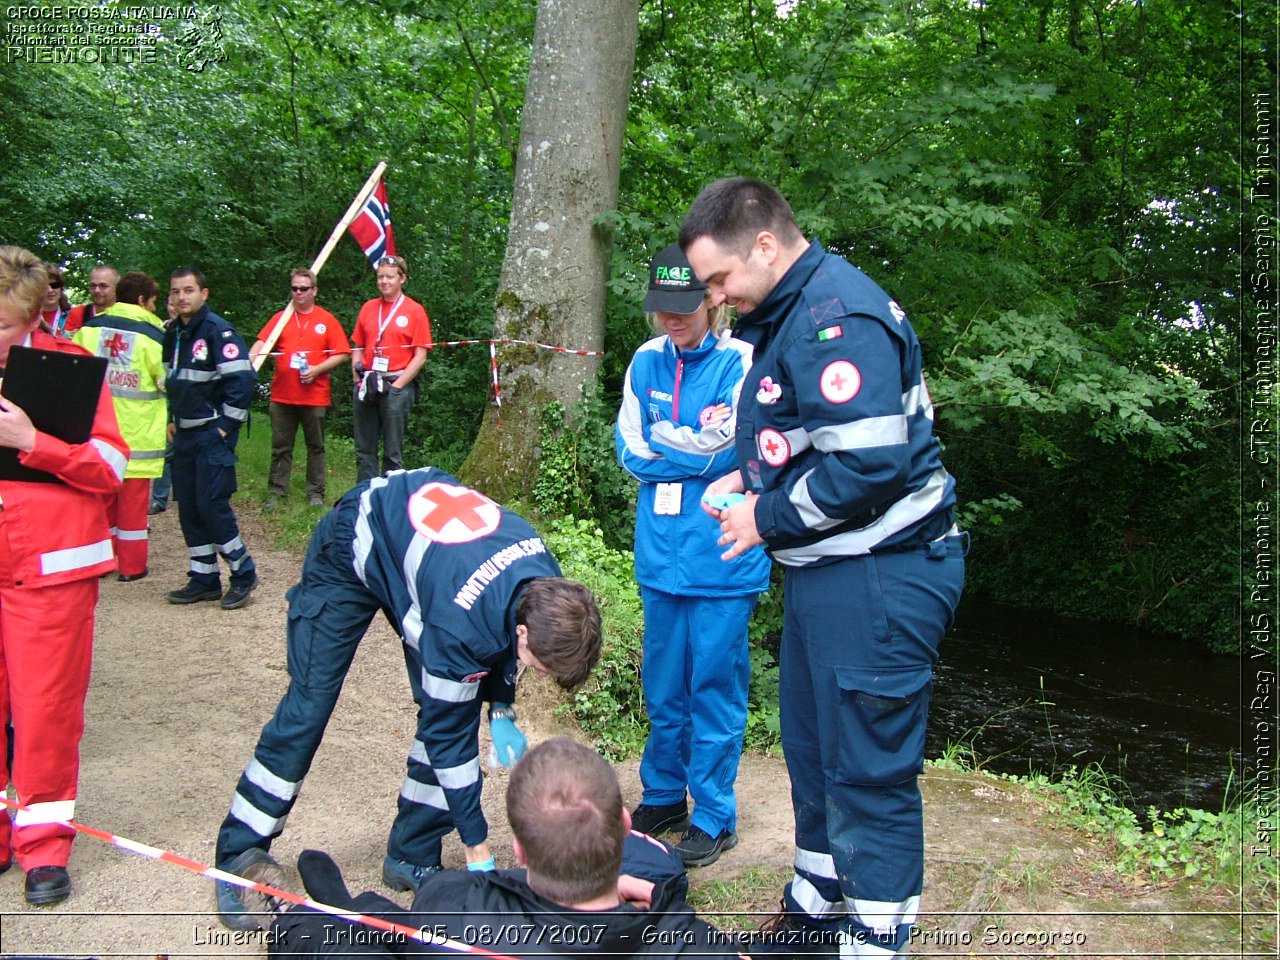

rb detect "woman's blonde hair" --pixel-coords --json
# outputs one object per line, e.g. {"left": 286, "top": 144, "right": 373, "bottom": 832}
{"left": 648, "top": 295, "right": 732, "bottom": 338}
{"left": 0, "top": 246, "right": 49, "bottom": 319}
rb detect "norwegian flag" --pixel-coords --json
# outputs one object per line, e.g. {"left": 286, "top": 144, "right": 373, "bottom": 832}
{"left": 348, "top": 178, "right": 396, "bottom": 269}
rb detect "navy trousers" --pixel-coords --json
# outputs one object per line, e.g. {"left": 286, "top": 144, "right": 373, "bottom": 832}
{"left": 172, "top": 427, "right": 255, "bottom": 589}
{"left": 779, "top": 536, "right": 965, "bottom": 957}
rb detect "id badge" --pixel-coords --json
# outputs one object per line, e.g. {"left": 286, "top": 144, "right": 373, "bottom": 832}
{"left": 654, "top": 482, "right": 682, "bottom": 516}
{"left": 372, "top": 356, "right": 390, "bottom": 373}
{"left": 289, "top": 351, "right": 307, "bottom": 370}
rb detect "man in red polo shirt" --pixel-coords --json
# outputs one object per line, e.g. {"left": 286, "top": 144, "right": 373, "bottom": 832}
{"left": 350, "top": 254, "right": 431, "bottom": 482}
{"left": 61, "top": 264, "right": 119, "bottom": 337}
{"left": 250, "top": 269, "right": 351, "bottom": 507}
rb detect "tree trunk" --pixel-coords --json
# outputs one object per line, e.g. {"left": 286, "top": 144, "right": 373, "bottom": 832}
{"left": 459, "top": 0, "right": 638, "bottom": 502}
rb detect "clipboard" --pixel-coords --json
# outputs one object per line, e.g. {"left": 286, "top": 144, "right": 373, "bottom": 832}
{"left": 0, "top": 345, "right": 108, "bottom": 483}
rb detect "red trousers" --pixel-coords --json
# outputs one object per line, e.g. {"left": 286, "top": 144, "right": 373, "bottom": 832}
{"left": 106, "top": 477, "right": 151, "bottom": 577}
{"left": 0, "top": 578, "right": 97, "bottom": 868}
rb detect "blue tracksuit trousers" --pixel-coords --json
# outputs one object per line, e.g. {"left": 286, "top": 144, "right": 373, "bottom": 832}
{"left": 639, "top": 589, "right": 755, "bottom": 835}
{"left": 779, "top": 536, "right": 965, "bottom": 957}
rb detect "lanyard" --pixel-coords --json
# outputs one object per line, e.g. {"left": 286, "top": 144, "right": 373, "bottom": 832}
{"left": 373, "top": 295, "right": 405, "bottom": 351}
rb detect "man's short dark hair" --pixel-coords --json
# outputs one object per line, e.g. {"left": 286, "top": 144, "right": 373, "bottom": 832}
{"left": 170, "top": 265, "right": 207, "bottom": 288}
{"left": 678, "top": 177, "right": 805, "bottom": 258}
{"left": 516, "top": 579, "right": 601, "bottom": 691}
{"left": 117, "top": 271, "right": 159, "bottom": 306}
{"left": 506, "top": 738, "right": 624, "bottom": 905}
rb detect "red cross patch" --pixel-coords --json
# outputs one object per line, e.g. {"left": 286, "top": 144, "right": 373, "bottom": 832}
{"left": 222, "top": 342, "right": 240, "bottom": 360}
{"left": 408, "top": 482, "right": 501, "bottom": 544}
{"left": 819, "top": 360, "right": 861, "bottom": 404}
{"left": 102, "top": 331, "right": 131, "bottom": 360}
{"left": 758, "top": 428, "right": 791, "bottom": 467}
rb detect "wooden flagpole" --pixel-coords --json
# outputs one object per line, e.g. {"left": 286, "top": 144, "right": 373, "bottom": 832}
{"left": 252, "top": 161, "right": 389, "bottom": 371}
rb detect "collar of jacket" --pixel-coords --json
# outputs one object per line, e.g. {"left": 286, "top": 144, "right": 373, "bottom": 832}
{"left": 99, "top": 302, "right": 165, "bottom": 328}
{"left": 665, "top": 327, "right": 723, "bottom": 365}
{"left": 734, "top": 239, "right": 827, "bottom": 343}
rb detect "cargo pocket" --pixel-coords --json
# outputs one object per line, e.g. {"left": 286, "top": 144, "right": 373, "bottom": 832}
{"left": 285, "top": 585, "right": 333, "bottom": 690}
{"left": 834, "top": 664, "right": 933, "bottom": 786}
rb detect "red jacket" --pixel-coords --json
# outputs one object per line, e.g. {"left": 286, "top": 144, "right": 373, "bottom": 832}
{"left": 0, "top": 331, "right": 129, "bottom": 588}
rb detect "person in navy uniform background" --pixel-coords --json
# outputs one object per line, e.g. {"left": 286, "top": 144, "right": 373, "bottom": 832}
{"left": 685, "top": 179, "right": 966, "bottom": 958}
{"left": 213, "top": 467, "right": 602, "bottom": 932}
{"left": 162, "top": 266, "right": 258, "bottom": 610}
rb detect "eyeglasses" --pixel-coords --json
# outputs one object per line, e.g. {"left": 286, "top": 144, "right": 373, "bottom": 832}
{"left": 48, "top": 280, "right": 63, "bottom": 288}
{"left": 291, "top": 285, "right": 314, "bottom": 292}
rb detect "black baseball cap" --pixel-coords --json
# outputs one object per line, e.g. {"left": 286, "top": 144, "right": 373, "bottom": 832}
{"left": 643, "top": 244, "right": 707, "bottom": 314}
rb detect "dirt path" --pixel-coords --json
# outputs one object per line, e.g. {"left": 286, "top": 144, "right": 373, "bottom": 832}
{"left": 0, "top": 507, "right": 1255, "bottom": 957}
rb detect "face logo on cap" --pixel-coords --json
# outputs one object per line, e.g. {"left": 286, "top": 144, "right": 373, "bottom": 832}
{"left": 820, "top": 360, "right": 861, "bottom": 404}
{"left": 758, "top": 428, "right": 790, "bottom": 467}
{"left": 655, "top": 265, "right": 693, "bottom": 285}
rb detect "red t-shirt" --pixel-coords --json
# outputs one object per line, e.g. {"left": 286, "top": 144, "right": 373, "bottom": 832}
{"left": 351, "top": 294, "right": 432, "bottom": 374}
{"left": 63, "top": 303, "right": 94, "bottom": 336}
{"left": 255, "top": 305, "right": 351, "bottom": 406}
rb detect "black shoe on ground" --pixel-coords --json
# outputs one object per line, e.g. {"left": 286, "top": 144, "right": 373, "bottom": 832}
{"left": 674, "top": 825, "right": 738, "bottom": 867}
{"left": 298, "top": 849, "right": 355, "bottom": 908}
{"left": 630, "top": 801, "right": 689, "bottom": 836}
{"left": 148, "top": 501, "right": 166, "bottom": 515}
{"left": 749, "top": 903, "right": 841, "bottom": 957}
{"left": 381, "top": 854, "right": 441, "bottom": 893}
{"left": 238, "top": 856, "right": 291, "bottom": 931}
{"left": 216, "top": 848, "right": 281, "bottom": 931}
{"left": 24, "top": 865, "right": 71, "bottom": 905}
{"left": 220, "top": 575, "right": 257, "bottom": 610}
{"left": 167, "top": 582, "right": 222, "bottom": 604}
{"left": 118, "top": 568, "right": 148, "bottom": 583}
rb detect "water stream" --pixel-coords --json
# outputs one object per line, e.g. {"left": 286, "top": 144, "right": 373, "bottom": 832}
{"left": 926, "top": 600, "right": 1241, "bottom": 814}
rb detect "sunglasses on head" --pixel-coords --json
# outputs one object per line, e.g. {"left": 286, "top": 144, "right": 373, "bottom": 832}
{"left": 377, "top": 256, "right": 405, "bottom": 268}
{"left": 291, "top": 285, "right": 313, "bottom": 292}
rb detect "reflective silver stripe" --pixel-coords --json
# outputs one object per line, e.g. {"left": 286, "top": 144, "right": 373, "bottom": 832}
{"left": 774, "top": 468, "right": 950, "bottom": 566}
{"left": 810, "top": 415, "right": 907, "bottom": 453}
{"left": 400, "top": 777, "right": 448, "bottom": 810}
{"left": 129, "top": 447, "right": 167, "bottom": 460}
{"left": 788, "top": 874, "right": 845, "bottom": 917}
{"left": 219, "top": 535, "right": 246, "bottom": 554}
{"left": 794, "top": 846, "right": 837, "bottom": 879}
{"left": 175, "top": 368, "right": 217, "bottom": 382}
{"left": 222, "top": 404, "right": 249, "bottom": 422}
{"left": 352, "top": 477, "right": 391, "bottom": 585}
{"left": 245, "top": 757, "right": 299, "bottom": 802}
{"left": 218, "top": 359, "right": 253, "bottom": 374}
{"left": 114, "top": 527, "right": 148, "bottom": 542}
{"left": 110, "top": 387, "right": 165, "bottom": 401}
{"left": 40, "top": 539, "right": 113, "bottom": 575}
{"left": 409, "top": 739, "right": 432, "bottom": 766}
{"left": 846, "top": 894, "right": 919, "bottom": 935}
{"left": 190, "top": 560, "right": 220, "bottom": 574}
{"left": 422, "top": 670, "right": 481, "bottom": 704}
{"left": 789, "top": 468, "right": 841, "bottom": 531}
{"left": 434, "top": 758, "right": 481, "bottom": 790}
{"left": 399, "top": 533, "right": 430, "bottom": 652}
{"left": 902, "top": 380, "right": 935, "bottom": 422}
{"left": 177, "top": 416, "right": 217, "bottom": 428}
{"left": 230, "top": 793, "right": 288, "bottom": 837}
{"left": 189, "top": 544, "right": 217, "bottom": 557}
{"left": 14, "top": 799, "right": 74, "bottom": 827}
{"left": 228, "top": 554, "right": 250, "bottom": 572}
{"left": 91, "top": 439, "right": 128, "bottom": 480}
{"left": 838, "top": 936, "right": 905, "bottom": 959}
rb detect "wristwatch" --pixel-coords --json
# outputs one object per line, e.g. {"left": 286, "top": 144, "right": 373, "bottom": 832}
{"left": 489, "top": 705, "right": 517, "bottom": 723}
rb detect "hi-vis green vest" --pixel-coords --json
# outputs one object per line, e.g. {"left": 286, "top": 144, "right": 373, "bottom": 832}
{"left": 74, "top": 303, "right": 168, "bottom": 480}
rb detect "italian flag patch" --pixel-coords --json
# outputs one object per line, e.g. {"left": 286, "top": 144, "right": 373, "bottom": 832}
{"left": 817, "top": 325, "right": 843, "bottom": 341}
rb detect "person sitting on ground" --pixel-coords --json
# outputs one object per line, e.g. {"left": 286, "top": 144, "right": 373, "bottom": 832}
{"left": 238, "top": 737, "right": 748, "bottom": 959}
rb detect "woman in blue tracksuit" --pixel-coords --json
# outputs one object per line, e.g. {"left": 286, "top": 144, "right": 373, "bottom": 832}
{"left": 615, "top": 244, "right": 771, "bottom": 868}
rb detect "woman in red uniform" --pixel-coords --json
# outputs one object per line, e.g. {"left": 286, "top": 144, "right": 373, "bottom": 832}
{"left": 0, "top": 246, "right": 128, "bottom": 905}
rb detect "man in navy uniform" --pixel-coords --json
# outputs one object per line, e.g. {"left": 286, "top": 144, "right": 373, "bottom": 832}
{"left": 213, "top": 467, "right": 602, "bottom": 931}
{"left": 163, "top": 266, "right": 258, "bottom": 609}
{"left": 685, "top": 179, "right": 966, "bottom": 958}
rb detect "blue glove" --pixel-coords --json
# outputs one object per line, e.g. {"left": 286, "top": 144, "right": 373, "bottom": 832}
{"left": 489, "top": 706, "right": 528, "bottom": 768}
{"left": 467, "top": 857, "right": 496, "bottom": 872}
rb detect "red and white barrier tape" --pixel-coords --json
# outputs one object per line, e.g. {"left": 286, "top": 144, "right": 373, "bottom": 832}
{"left": 0, "top": 796, "right": 513, "bottom": 958}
